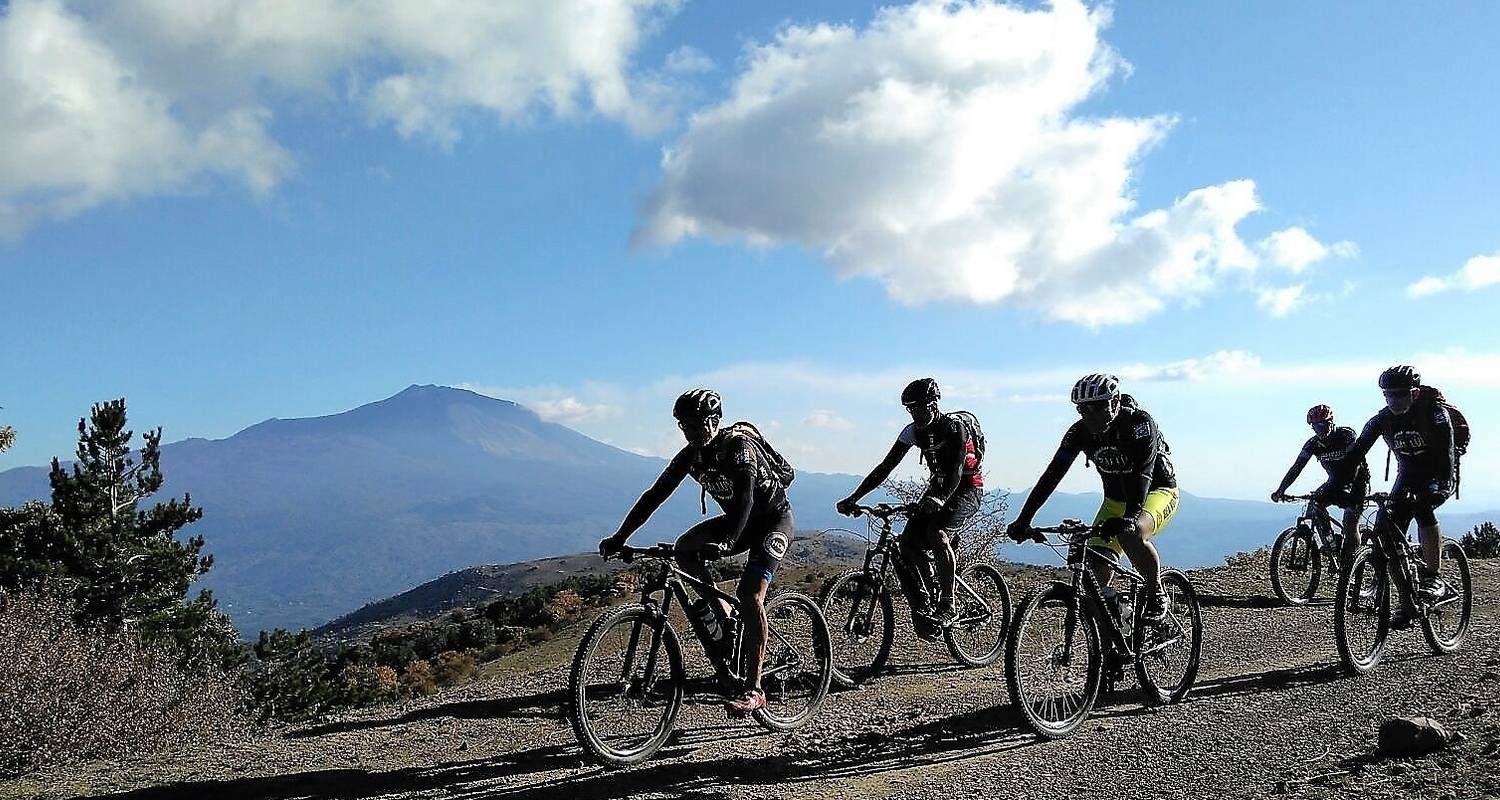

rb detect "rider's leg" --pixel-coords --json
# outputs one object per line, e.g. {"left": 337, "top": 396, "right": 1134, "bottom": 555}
{"left": 1118, "top": 511, "right": 1162, "bottom": 596}
{"left": 674, "top": 517, "right": 734, "bottom": 619}
{"left": 897, "top": 522, "right": 936, "bottom": 613}
{"left": 737, "top": 573, "right": 770, "bottom": 691}
{"left": 927, "top": 527, "right": 956, "bottom": 611}
{"left": 1340, "top": 505, "right": 1363, "bottom": 569}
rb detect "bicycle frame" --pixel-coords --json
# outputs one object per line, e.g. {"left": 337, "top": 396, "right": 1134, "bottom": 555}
{"left": 1363, "top": 493, "right": 1463, "bottom": 617}
{"left": 1030, "top": 523, "right": 1142, "bottom": 661}
{"left": 851, "top": 505, "right": 996, "bottom": 627}
{"left": 622, "top": 548, "right": 748, "bottom": 690}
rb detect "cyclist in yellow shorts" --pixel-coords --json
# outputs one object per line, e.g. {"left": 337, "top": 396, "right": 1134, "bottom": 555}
{"left": 1007, "top": 374, "right": 1180, "bottom": 622}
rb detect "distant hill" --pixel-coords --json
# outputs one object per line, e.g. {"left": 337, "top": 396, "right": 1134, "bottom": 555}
{"left": 3, "top": 385, "right": 1493, "bottom": 635}
{"left": 0, "top": 386, "right": 858, "bottom": 633}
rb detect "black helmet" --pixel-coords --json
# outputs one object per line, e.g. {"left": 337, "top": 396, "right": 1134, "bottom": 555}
{"left": 901, "top": 378, "right": 940, "bottom": 406}
{"left": 1378, "top": 365, "right": 1421, "bottom": 391}
{"left": 1070, "top": 373, "right": 1120, "bottom": 404}
{"left": 673, "top": 388, "right": 722, "bottom": 420}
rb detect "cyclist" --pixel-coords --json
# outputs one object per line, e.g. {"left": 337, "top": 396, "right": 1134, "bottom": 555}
{"left": 836, "top": 378, "right": 984, "bottom": 641}
{"left": 598, "top": 389, "right": 795, "bottom": 717}
{"left": 1342, "top": 365, "right": 1457, "bottom": 618}
{"left": 1006, "top": 374, "right": 1180, "bottom": 623}
{"left": 1270, "top": 404, "right": 1371, "bottom": 571}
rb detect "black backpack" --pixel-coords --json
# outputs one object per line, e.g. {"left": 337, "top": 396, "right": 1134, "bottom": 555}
{"left": 721, "top": 421, "right": 796, "bottom": 489}
{"left": 947, "top": 411, "right": 986, "bottom": 468}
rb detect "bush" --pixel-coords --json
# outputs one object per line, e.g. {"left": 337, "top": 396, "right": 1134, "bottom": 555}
{"left": 245, "top": 629, "right": 337, "bottom": 723}
{"left": 1460, "top": 521, "right": 1500, "bottom": 559}
{"left": 0, "top": 587, "right": 242, "bottom": 777}
{"left": 401, "top": 659, "right": 437, "bottom": 696}
{"left": 433, "top": 650, "right": 478, "bottom": 686}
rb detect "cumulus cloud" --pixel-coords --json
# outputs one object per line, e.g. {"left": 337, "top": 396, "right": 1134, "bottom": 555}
{"left": 1120, "top": 350, "right": 1263, "bottom": 383}
{"left": 527, "top": 397, "right": 624, "bottom": 424}
{"left": 636, "top": 0, "right": 1307, "bottom": 326}
{"left": 1407, "top": 250, "right": 1500, "bottom": 297}
{"left": 1257, "top": 226, "right": 1357, "bottom": 272}
{"left": 0, "top": 0, "right": 679, "bottom": 236}
{"left": 803, "top": 410, "right": 853, "bottom": 430}
{"left": 1256, "top": 284, "right": 1306, "bottom": 317}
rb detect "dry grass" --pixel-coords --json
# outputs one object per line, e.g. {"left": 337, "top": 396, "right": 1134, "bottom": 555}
{"left": 0, "top": 587, "right": 245, "bottom": 777}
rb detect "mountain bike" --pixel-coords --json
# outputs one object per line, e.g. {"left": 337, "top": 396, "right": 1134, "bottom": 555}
{"left": 1333, "top": 491, "right": 1473, "bottom": 676}
{"left": 816, "top": 503, "right": 1011, "bottom": 688}
{"left": 1269, "top": 494, "right": 1371, "bottom": 605}
{"left": 568, "top": 542, "right": 833, "bottom": 766}
{"left": 1004, "top": 519, "right": 1203, "bottom": 739}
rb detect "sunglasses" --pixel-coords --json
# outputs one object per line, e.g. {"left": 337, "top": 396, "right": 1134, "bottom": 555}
{"left": 1076, "top": 400, "right": 1113, "bottom": 416}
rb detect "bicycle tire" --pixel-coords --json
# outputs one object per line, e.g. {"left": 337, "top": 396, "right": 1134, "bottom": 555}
{"left": 1420, "top": 539, "right": 1472, "bottom": 654}
{"left": 1134, "top": 569, "right": 1202, "bottom": 705}
{"left": 1005, "top": 583, "right": 1102, "bottom": 739}
{"left": 1270, "top": 525, "right": 1321, "bottom": 606}
{"left": 1334, "top": 545, "right": 1390, "bottom": 675}
{"left": 944, "top": 561, "right": 1012, "bottom": 667}
{"left": 753, "top": 591, "right": 834, "bottom": 732}
{"left": 817, "top": 569, "right": 895, "bottom": 688}
{"left": 568, "top": 604, "right": 684, "bottom": 766}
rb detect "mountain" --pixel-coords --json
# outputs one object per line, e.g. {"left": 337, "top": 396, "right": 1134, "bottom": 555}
{"left": 0, "top": 386, "right": 857, "bottom": 633}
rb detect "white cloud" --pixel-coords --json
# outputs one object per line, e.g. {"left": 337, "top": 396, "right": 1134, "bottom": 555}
{"left": 1255, "top": 284, "right": 1306, "bottom": 317}
{"left": 1407, "top": 250, "right": 1500, "bottom": 297}
{"left": 635, "top": 0, "right": 1307, "bottom": 326}
{"left": 0, "top": 0, "right": 679, "bottom": 236}
{"left": 664, "top": 45, "right": 713, "bottom": 74}
{"left": 803, "top": 410, "right": 853, "bottom": 430}
{"left": 1257, "top": 226, "right": 1356, "bottom": 272}
{"left": 1120, "top": 350, "right": 1263, "bottom": 383}
{"left": 527, "top": 397, "right": 623, "bottom": 424}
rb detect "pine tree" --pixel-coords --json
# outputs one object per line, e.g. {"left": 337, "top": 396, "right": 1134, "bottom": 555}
{"left": 0, "top": 405, "right": 15, "bottom": 453}
{"left": 1461, "top": 521, "right": 1500, "bottom": 559}
{"left": 1, "top": 399, "right": 242, "bottom": 669}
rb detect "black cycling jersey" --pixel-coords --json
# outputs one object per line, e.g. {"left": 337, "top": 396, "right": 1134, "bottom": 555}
{"left": 1277, "top": 426, "right": 1371, "bottom": 494}
{"left": 669, "top": 432, "right": 790, "bottom": 516}
{"left": 898, "top": 413, "right": 983, "bottom": 500}
{"left": 1346, "top": 397, "right": 1456, "bottom": 489}
{"left": 1058, "top": 406, "right": 1177, "bottom": 505}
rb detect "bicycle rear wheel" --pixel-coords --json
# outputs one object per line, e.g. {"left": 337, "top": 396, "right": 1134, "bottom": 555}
{"left": 818, "top": 570, "right": 894, "bottom": 688}
{"left": 754, "top": 591, "right": 833, "bottom": 732}
{"left": 1334, "top": 546, "right": 1390, "bottom": 675}
{"left": 1270, "top": 525, "right": 1321, "bottom": 606}
{"left": 1421, "top": 539, "right": 1473, "bottom": 654}
{"left": 1134, "top": 569, "right": 1202, "bottom": 705}
{"left": 944, "top": 562, "right": 1012, "bottom": 667}
{"left": 1005, "top": 583, "right": 1101, "bottom": 739}
{"left": 569, "top": 604, "right": 684, "bottom": 766}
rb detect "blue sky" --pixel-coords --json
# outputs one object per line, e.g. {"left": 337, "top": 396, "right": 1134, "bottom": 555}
{"left": 3, "top": 0, "right": 1498, "bottom": 509}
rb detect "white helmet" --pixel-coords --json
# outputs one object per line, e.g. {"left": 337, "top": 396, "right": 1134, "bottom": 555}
{"left": 1070, "top": 373, "right": 1120, "bottom": 404}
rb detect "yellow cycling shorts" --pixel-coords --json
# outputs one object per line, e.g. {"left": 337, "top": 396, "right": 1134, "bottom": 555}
{"left": 1088, "top": 487, "right": 1181, "bottom": 555}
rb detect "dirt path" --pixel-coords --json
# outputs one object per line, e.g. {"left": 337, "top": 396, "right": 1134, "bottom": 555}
{"left": 10, "top": 555, "right": 1499, "bottom": 800}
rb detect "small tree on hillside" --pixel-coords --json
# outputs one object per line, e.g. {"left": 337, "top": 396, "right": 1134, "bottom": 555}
{"left": 0, "top": 405, "right": 15, "bottom": 453}
{"left": 1460, "top": 521, "right": 1500, "bottom": 559}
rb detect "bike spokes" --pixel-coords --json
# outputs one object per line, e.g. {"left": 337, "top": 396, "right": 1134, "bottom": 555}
{"left": 570, "top": 606, "right": 683, "bottom": 766}
{"left": 754, "top": 592, "right": 833, "bottom": 732}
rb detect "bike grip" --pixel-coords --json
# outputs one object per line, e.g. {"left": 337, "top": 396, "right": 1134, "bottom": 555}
{"left": 1030, "top": 529, "right": 1046, "bottom": 543}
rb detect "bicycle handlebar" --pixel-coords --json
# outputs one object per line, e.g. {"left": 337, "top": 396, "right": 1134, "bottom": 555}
{"left": 611, "top": 541, "right": 729, "bottom": 563}
{"left": 852, "top": 503, "right": 915, "bottom": 519}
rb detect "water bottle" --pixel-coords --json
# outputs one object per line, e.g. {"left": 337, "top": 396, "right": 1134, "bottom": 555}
{"left": 691, "top": 599, "right": 724, "bottom": 644}
{"left": 1118, "top": 593, "right": 1134, "bottom": 634}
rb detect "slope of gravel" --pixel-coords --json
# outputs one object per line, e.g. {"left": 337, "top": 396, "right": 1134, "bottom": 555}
{"left": 6, "top": 553, "right": 1496, "bottom": 800}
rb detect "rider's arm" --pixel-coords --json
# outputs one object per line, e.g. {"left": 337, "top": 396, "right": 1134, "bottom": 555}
{"left": 1343, "top": 413, "right": 1384, "bottom": 462}
{"left": 1013, "top": 444, "right": 1080, "bottom": 526}
{"left": 721, "top": 456, "right": 758, "bottom": 546}
{"left": 921, "top": 418, "right": 968, "bottom": 506}
{"left": 1121, "top": 414, "right": 1162, "bottom": 516}
{"left": 1428, "top": 402, "right": 1457, "bottom": 492}
{"left": 610, "top": 448, "right": 691, "bottom": 541}
{"left": 844, "top": 440, "right": 912, "bottom": 502}
{"left": 1275, "top": 446, "right": 1313, "bottom": 495}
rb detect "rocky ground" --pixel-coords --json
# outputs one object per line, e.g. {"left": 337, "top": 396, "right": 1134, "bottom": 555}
{"left": 7, "top": 551, "right": 1498, "bottom": 800}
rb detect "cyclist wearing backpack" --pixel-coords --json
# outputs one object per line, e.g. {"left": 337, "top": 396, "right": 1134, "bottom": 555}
{"left": 1006, "top": 374, "right": 1180, "bottom": 623}
{"left": 1271, "top": 404, "right": 1371, "bottom": 570}
{"left": 836, "top": 378, "right": 985, "bottom": 640}
{"left": 1343, "top": 365, "right": 1461, "bottom": 612}
{"left": 598, "top": 389, "right": 795, "bottom": 717}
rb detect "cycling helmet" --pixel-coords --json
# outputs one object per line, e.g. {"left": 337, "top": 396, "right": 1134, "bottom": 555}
{"left": 673, "top": 389, "right": 722, "bottom": 420}
{"left": 1070, "top": 373, "right": 1120, "bottom": 404}
{"left": 1305, "top": 404, "right": 1334, "bottom": 425}
{"left": 1378, "top": 365, "right": 1420, "bottom": 390}
{"left": 901, "top": 378, "right": 941, "bottom": 406}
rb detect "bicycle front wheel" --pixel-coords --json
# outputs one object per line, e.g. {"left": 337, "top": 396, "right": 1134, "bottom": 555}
{"left": 818, "top": 569, "right": 895, "bottom": 688}
{"left": 568, "top": 604, "right": 684, "bottom": 767}
{"left": 944, "top": 561, "right": 1012, "bottom": 667}
{"left": 1134, "top": 569, "right": 1202, "bottom": 705}
{"left": 1270, "top": 525, "right": 1321, "bottom": 606}
{"left": 1334, "top": 545, "right": 1390, "bottom": 675}
{"left": 1005, "top": 583, "right": 1101, "bottom": 739}
{"left": 754, "top": 591, "right": 833, "bottom": 732}
{"left": 1421, "top": 539, "right": 1473, "bottom": 654}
